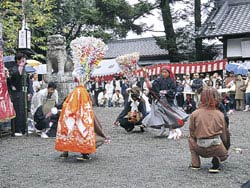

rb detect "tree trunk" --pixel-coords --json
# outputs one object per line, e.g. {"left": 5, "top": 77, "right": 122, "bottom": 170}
{"left": 195, "top": 0, "right": 203, "bottom": 61}
{"left": 160, "top": 0, "right": 178, "bottom": 62}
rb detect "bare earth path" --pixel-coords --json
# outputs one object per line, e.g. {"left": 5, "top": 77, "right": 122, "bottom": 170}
{"left": 0, "top": 107, "right": 249, "bottom": 188}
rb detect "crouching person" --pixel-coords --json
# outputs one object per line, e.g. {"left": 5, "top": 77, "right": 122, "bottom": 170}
{"left": 34, "top": 98, "right": 59, "bottom": 138}
{"left": 188, "top": 87, "right": 230, "bottom": 173}
{"left": 114, "top": 87, "right": 147, "bottom": 132}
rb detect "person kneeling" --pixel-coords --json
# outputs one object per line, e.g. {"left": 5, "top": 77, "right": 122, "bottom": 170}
{"left": 114, "top": 87, "right": 147, "bottom": 132}
{"left": 188, "top": 87, "right": 230, "bottom": 173}
{"left": 34, "top": 99, "right": 59, "bottom": 138}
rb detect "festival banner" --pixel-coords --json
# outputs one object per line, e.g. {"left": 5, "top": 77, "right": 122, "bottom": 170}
{"left": 136, "top": 59, "right": 227, "bottom": 77}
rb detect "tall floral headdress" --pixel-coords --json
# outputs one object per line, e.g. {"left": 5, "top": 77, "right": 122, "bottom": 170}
{"left": 70, "top": 36, "right": 107, "bottom": 82}
{"left": 115, "top": 52, "right": 140, "bottom": 86}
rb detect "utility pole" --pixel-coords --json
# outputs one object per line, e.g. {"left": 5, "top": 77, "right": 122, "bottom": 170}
{"left": 18, "top": 0, "right": 31, "bottom": 136}
{"left": 195, "top": 0, "right": 203, "bottom": 61}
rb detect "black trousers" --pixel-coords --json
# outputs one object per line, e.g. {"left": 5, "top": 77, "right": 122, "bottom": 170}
{"left": 11, "top": 91, "right": 26, "bottom": 134}
{"left": 35, "top": 118, "right": 50, "bottom": 130}
{"left": 119, "top": 118, "right": 142, "bottom": 131}
{"left": 119, "top": 118, "right": 135, "bottom": 131}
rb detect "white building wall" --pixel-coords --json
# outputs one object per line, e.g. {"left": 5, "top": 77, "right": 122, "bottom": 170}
{"left": 227, "top": 38, "right": 250, "bottom": 58}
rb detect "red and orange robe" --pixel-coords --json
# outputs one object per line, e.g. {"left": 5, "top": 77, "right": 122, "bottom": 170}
{"left": 55, "top": 85, "right": 96, "bottom": 154}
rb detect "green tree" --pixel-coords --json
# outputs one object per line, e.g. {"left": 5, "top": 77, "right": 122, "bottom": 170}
{"left": 0, "top": 1, "right": 23, "bottom": 55}
{"left": 155, "top": 0, "right": 217, "bottom": 62}
{"left": 0, "top": 0, "right": 56, "bottom": 59}
{"left": 158, "top": 0, "right": 178, "bottom": 62}
{"left": 0, "top": 0, "right": 154, "bottom": 60}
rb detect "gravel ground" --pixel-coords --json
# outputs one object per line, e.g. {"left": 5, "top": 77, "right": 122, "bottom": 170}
{"left": 0, "top": 107, "right": 249, "bottom": 188}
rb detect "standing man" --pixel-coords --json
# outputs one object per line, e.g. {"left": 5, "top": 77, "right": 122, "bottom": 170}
{"left": 9, "top": 52, "right": 32, "bottom": 136}
{"left": 191, "top": 73, "right": 203, "bottom": 106}
{"left": 183, "top": 73, "right": 192, "bottom": 100}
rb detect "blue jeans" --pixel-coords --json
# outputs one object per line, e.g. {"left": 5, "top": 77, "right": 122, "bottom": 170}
{"left": 246, "top": 93, "right": 250, "bottom": 105}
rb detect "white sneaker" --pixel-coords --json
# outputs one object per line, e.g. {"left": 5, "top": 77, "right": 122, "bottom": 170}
{"left": 35, "top": 129, "right": 42, "bottom": 136}
{"left": 175, "top": 128, "right": 182, "bottom": 139}
{"left": 14, "top": 133, "right": 23, "bottom": 137}
{"left": 158, "top": 127, "right": 166, "bottom": 136}
{"left": 41, "top": 132, "right": 49, "bottom": 138}
{"left": 243, "top": 105, "right": 249, "bottom": 112}
{"left": 173, "top": 131, "right": 179, "bottom": 140}
{"left": 228, "top": 109, "right": 234, "bottom": 115}
{"left": 168, "top": 130, "right": 175, "bottom": 139}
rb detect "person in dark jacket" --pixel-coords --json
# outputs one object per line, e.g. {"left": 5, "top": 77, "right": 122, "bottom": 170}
{"left": 183, "top": 93, "right": 196, "bottom": 114}
{"left": 221, "top": 92, "right": 234, "bottom": 114}
{"left": 142, "top": 66, "right": 189, "bottom": 139}
{"left": 34, "top": 98, "right": 59, "bottom": 138}
{"left": 114, "top": 87, "right": 147, "bottom": 132}
{"left": 175, "top": 76, "right": 184, "bottom": 107}
{"left": 9, "top": 52, "right": 32, "bottom": 136}
{"left": 191, "top": 73, "right": 203, "bottom": 106}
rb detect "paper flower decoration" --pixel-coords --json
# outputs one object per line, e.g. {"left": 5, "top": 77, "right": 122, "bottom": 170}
{"left": 116, "top": 52, "right": 140, "bottom": 85}
{"left": 70, "top": 37, "right": 107, "bottom": 81}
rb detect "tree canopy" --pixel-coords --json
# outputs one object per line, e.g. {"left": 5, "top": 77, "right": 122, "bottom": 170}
{"left": 0, "top": 0, "right": 219, "bottom": 63}
{"left": 155, "top": 0, "right": 218, "bottom": 62}
{"left": 0, "top": 0, "right": 154, "bottom": 60}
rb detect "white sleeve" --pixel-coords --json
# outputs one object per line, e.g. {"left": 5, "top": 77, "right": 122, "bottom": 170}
{"left": 55, "top": 90, "right": 59, "bottom": 104}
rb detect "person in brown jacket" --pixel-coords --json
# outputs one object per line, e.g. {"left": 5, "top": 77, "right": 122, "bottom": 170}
{"left": 188, "top": 87, "right": 230, "bottom": 173}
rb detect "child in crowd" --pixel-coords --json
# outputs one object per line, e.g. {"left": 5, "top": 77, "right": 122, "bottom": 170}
{"left": 221, "top": 92, "right": 234, "bottom": 115}
{"left": 183, "top": 93, "right": 196, "bottom": 114}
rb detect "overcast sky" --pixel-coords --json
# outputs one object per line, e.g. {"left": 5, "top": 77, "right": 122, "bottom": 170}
{"left": 127, "top": 0, "right": 164, "bottom": 39}
{"left": 126, "top": 0, "right": 209, "bottom": 39}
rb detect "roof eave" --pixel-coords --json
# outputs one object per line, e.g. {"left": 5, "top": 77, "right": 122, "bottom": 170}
{"left": 198, "top": 32, "right": 250, "bottom": 39}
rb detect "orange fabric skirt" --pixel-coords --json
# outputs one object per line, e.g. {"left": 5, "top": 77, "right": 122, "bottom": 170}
{"left": 55, "top": 85, "right": 96, "bottom": 154}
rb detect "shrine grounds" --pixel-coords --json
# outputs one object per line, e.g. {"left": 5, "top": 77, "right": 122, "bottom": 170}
{"left": 0, "top": 107, "right": 249, "bottom": 188}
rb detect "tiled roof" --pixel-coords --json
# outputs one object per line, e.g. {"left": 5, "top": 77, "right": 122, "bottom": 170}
{"left": 104, "top": 37, "right": 168, "bottom": 59}
{"left": 200, "top": 0, "right": 250, "bottom": 38}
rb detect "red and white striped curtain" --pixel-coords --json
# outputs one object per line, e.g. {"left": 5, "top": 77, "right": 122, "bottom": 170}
{"left": 136, "top": 59, "right": 227, "bottom": 77}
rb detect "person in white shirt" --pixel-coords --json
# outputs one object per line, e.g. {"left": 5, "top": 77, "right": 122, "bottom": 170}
{"left": 98, "top": 89, "right": 108, "bottom": 107}
{"left": 203, "top": 74, "right": 210, "bottom": 87}
{"left": 31, "top": 82, "right": 58, "bottom": 116}
{"left": 32, "top": 73, "right": 41, "bottom": 93}
{"left": 105, "top": 80, "right": 114, "bottom": 107}
{"left": 182, "top": 73, "right": 192, "bottom": 100}
{"left": 31, "top": 82, "right": 58, "bottom": 138}
{"left": 112, "top": 89, "right": 124, "bottom": 107}
{"left": 212, "top": 72, "right": 222, "bottom": 89}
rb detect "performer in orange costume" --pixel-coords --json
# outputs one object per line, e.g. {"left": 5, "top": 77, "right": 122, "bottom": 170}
{"left": 55, "top": 36, "right": 108, "bottom": 160}
{"left": 55, "top": 83, "right": 97, "bottom": 160}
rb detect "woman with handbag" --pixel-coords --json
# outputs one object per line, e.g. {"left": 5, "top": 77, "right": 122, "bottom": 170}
{"left": 114, "top": 87, "right": 147, "bottom": 132}
{"left": 243, "top": 73, "right": 250, "bottom": 111}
